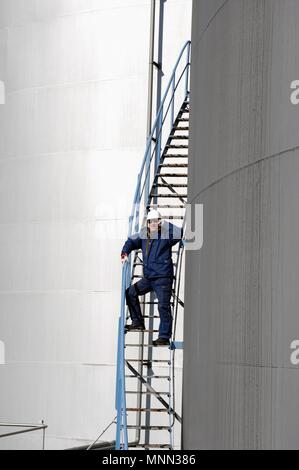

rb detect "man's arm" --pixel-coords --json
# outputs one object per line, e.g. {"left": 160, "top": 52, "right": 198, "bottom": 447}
{"left": 121, "top": 232, "right": 142, "bottom": 259}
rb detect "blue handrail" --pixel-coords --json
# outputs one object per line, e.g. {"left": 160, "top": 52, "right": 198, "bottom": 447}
{"left": 115, "top": 40, "right": 191, "bottom": 450}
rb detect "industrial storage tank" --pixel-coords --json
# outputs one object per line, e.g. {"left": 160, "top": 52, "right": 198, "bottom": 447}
{"left": 0, "top": 0, "right": 191, "bottom": 449}
{"left": 183, "top": 0, "right": 299, "bottom": 450}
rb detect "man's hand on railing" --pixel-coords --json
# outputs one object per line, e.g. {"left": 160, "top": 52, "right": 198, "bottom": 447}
{"left": 121, "top": 253, "right": 128, "bottom": 265}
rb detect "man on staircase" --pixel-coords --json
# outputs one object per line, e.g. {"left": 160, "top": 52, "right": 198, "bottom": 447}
{"left": 120, "top": 209, "right": 183, "bottom": 347}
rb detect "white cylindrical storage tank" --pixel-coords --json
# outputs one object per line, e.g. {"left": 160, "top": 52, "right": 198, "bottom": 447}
{"left": 184, "top": 0, "right": 299, "bottom": 450}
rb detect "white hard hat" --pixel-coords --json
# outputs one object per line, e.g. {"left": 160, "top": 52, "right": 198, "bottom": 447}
{"left": 147, "top": 209, "right": 161, "bottom": 221}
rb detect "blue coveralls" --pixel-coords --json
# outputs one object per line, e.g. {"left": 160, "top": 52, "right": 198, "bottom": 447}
{"left": 121, "top": 221, "right": 183, "bottom": 340}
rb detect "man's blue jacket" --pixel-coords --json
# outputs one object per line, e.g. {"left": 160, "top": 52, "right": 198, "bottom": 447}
{"left": 121, "top": 221, "right": 183, "bottom": 279}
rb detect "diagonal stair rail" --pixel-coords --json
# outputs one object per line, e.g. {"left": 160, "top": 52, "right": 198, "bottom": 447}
{"left": 115, "top": 40, "right": 191, "bottom": 451}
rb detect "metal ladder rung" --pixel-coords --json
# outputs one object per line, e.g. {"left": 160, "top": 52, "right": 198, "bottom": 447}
{"left": 163, "top": 154, "right": 188, "bottom": 158}
{"left": 126, "top": 391, "right": 170, "bottom": 396}
{"left": 125, "top": 329, "right": 159, "bottom": 333}
{"left": 157, "top": 173, "right": 188, "bottom": 177}
{"left": 126, "top": 408, "right": 169, "bottom": 413}
{"left": 147, "top": 204, "right": 186, "bottom": 208}
{"left": 153, "top": 184, "right": 188, "bottom": 188}
{"left": 151, "top": 194, "right": 188, "bottom": 198}
{"left": 158, "top": 163, "right": 188, "bottom": 168}
{"left": 165, "top": 144, "right": 188, "bottom": 149}
{"left": 172, "top": 126, "right": 189, "bottom": 131}
{"left": 170, "top": 135, "right": 189, "bottom": 139}
{"left": 126, "top": 359, "right": 171, "bottom": 363}
{"left": 125, "top": 373, "right": 170, "bottom": 378}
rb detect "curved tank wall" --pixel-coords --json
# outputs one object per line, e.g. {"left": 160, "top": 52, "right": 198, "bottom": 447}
{"left": 183, "top": 0, "right": 299, "bottom": 449}
{"left": 0, "top": 0, "right": 191, "bottom": 449}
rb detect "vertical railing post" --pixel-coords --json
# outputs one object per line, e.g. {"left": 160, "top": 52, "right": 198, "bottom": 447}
{"left": 171, "top": 74, "right": 176, "bottom": 131}
{"left": 120, "top": 301, "right": 128, "bottom": 450}
{"left": 115, "top": 317, "right": 122, "bottom": 449}
{"left": 116, "top": 263, "right": 129, "bottom": 450}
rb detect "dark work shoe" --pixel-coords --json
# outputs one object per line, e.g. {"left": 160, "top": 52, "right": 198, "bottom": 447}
{"left": 152, "top": 337, "right": 170, "bottom": 347}
{"left": 125, "top": 323, "right": 145, "bottom": 333}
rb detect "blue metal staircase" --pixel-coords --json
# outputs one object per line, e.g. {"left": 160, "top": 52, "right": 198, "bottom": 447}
{"left": 115, "top": 41, "right": 191, "bottom": 451}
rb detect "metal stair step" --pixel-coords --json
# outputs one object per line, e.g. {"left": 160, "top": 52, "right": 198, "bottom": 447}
{"left": 124, "top": 329, "right": 159, "bottom": 333}
{"left": 165, "top": 144, "right": 188, "bottom": 149}
{"left": 126, "top": 359, "right": 171, "bottom": 363}
{"left": 163, "top": 154, "right": 188, "bottom": 157}
{"left": 126, "top": 408, "right": 169, "bottom": 413}
{"left": 162, "top": 153, "right": 189, "bottom": 161}
{"left": 147, "top": 204, "right": 186, "bottom": 208}
{"left": 177, "top": 118, "right": 189, "bottom": 122}
{"left": 125, "top": 373, "right": 170, "bottom": 378}
{"left": 153, "top": 183, "right": 188, "bottom": 188}
{"left": 172, "top": 126, "right": 189, "bottom": 131}
{"left": 158, "top": 163, "right": 188, "bottom": 167}
{"left": 126, "top": 391, "right": 170, "bottom": 396}
{"left": 157, "top": 173, "right": 188, "bottom": 177}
